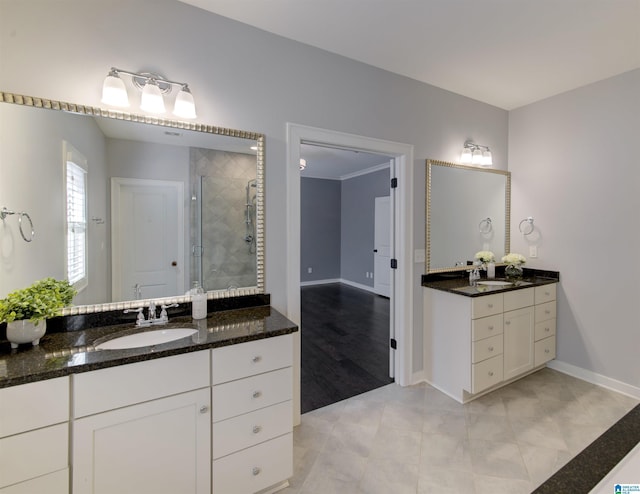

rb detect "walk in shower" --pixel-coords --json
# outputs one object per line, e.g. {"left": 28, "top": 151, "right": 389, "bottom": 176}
{"left": 190, "top": 147, "right": 258, "bottom": 291}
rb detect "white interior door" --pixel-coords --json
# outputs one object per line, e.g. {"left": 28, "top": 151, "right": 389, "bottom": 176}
{"left": 111, "top": 178, "right": 184, "bottom": 302}
{"left": 374, "top": 196, "right": 391, "bottom": 298}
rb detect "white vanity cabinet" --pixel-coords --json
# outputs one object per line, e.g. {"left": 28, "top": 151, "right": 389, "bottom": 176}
{"left": 72, "top": 351, "right": 211, "bottom": 494}
{"left": 211, "top": 334, "right": 293, "bottom": 494}
{"left": 424, "top": 283, "right": 557, "bottom": 402}
{"left": 0, "top": 377, "right": 69, "bottom": 494}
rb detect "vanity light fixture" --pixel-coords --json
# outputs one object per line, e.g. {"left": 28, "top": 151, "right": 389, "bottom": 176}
{"left": 460, "top": 140, "right": 492, "bottom": 167}
{"left": 299, "top": 159, "right": 307, "bottom": 171}
{"left": 101, "top": 67, "right": 197, "bottom": 119}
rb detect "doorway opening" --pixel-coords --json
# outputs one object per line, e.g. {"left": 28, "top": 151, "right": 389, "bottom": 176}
{"left": 286, "top": 123, "right": 414, "bottom": 424}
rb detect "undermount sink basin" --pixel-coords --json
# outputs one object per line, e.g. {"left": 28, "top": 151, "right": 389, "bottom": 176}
{"left": 477, "top": 280, "right": 514, "bottom": 286}
{"left": 95, "top": 328, "right": 198, "bottom": 350}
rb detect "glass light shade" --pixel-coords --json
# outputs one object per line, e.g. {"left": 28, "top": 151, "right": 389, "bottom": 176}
{"left": 173, "top": 87, "right": 197, "bottom": 119}
{"left": 471, "top": 147, "right": 483, "bottom": 165}
{"left": 101, "top": 74, "right": 129, "bottom": 107}
{"left": 299, "top": 159, "right": 307, "bottom": 170}
{"left": 460, "top": 147, "right": 473, "bottom": 164}
{"left": 140, "top": 81, "right": 166, "bottom": 114}
{"left": 481, "top": 149, "right": 493, "bottom": 167}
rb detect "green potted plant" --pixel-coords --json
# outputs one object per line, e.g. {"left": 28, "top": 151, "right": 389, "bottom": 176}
{"left": 0, "top": 277, "right": 76, "bottom": 349}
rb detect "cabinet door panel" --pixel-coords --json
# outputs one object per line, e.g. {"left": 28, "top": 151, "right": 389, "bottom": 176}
{"left": 535, "top": 336, "right": 556, "bottom": 367}
{"left": 472, "top": 334, "right": 503, "bottom": 364}
{"left": 73, "top": 388, "right": 210, "bottom": 494}
{"left": 535, "top": 284, "right": 556, "bottom": 304}
{"left": 472, "top": 314, "right": 503, "bottom": 341}
{"left": 535, "top": 319, "right": 556, "bottom": 341}
{"left": 534, "top": 301, "right": 556, "bottom": 323}
{"left": 0, "top": 469, "right": 68, "bottom": 494}
{"left": 472, "top": 294, "right": 503, "bottom": 319}
{"left": 472, "top": 355, "right": 503, "bottom": 393}
{"left": 504, "top": 287, "right": 534, "bottom": 312}
{"left": 503, "top": 307, "right": 534, "bottom": 380}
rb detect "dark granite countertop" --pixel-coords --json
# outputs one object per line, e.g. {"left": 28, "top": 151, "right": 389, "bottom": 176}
{"left": 0, "top": 305, "right": 298, "bottom": 388}
{"left": 422, "top": 267, "right": 560, "bottom": 297}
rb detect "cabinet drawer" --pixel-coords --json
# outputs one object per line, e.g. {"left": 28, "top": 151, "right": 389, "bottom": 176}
{"left": 0, "top": 423, "right": 68, "bottom": 488}
{"left": 212, "top": 367, "right": 292, "bottom": 422}
{"left": 0, "top": 377, "right": 69, "bottom": 438}
{"left": 74, "top": 350, "right": 209, "bottom": 418}
{"left": 535, "top": 319, "right": 556, "bottom": 341}
{"left": 471, "top": 354, "right": 503, "bottom": 394}
{"left": 535, "top": 284, "right": 557, "bottom": 304}
{"left": 534, "top": 301, "right": 556, "bottom": 323}
{"left": 472, "top": 294, "right": 503, "bottom": 319}
{"left": 472, "top": 334, "right": 503, "bottom": 364}
{"left": 0, "top": 469, "right": 68, "bottom": 494}
{"left": 504, "top": 288, "right": 534, "bottom": 312}
{"left": 472, "top": 313, "right": 503, "bottom": 341}
{"left": 213, "top": 433, "right": 293, "bottom": 494}
{"left": 213, "top": 401, "right": 292, "bottom": 459}
{"left": 212, "top": 334, "right": 293, "bottom": 385}
{"left": 534, "top": 336, "right": 556, "bottom": 367}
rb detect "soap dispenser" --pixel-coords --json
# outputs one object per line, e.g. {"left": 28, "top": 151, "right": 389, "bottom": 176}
{"left": 191, "top": 281, "right": 207, "bottom": 320}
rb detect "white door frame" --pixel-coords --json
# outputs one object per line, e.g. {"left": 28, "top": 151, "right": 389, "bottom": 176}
{"left": 286, "top": 123, "right": 414, "bottom": 424}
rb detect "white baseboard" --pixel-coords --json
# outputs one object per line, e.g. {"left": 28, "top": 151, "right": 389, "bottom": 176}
{"left": 547, "top": 360, "right": 640, "bottom": 399}
{"left": 300, "top": 278, "right": 378, "bottom": 294}
{"left": 411, "top": 370, "right": 427, "bottom": 386}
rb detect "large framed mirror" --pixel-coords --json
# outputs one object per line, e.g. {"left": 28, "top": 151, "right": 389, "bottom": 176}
{"left": 426, "top": 159, "right": 510, "bottom": 273}
{"left": 0, "top": 92, "right": 265, "bottom": 315}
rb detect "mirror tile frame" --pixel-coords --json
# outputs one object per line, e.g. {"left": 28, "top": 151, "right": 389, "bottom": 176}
{"left": 0, "top": 92, "right": 265, "bottom": 315}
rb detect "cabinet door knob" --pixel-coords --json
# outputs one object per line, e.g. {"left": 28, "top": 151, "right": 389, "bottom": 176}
{"left": 252, "top": 467, "right": 261, "bottom": 476}
{"left": 252, "top": 390, "right": 262, "bottom": 399}
{"left": 252, "top": 355, "right": 262, "bottom": 363}
{"left": 545, "top": 291, "right": 550, "bottom": 296}
{"left": 487, "top": 303, "right": 493, "bottom": 308}
{"left": 545, "top": 349, "right": 550, "bottom": 353}
{"left": 199, "top": 405, "right": 209, "bottom": 414}
{"left": 545, "top": 327, "right": 550, "bottom": 332}
{"left": 488, "top": 346, "right": 494, "bottom": 352}
{"left": 488, "top": 325, "right": 494, "bottom": 330}
{"left": 505, "top": 320, "right": 511, "bottom": 325}
{"left": 488, "top": 371, "right": 494, "bottom": 377}
{"left": 253, "top": 425, "right": 262, "bottom": 434}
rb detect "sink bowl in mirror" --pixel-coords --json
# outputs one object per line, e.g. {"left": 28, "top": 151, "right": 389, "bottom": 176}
{"left": 94, "top": 328, "right": 198, "bottom": 350}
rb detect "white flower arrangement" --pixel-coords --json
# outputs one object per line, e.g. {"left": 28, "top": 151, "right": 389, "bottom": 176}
{"left": 474, "top": 251, "right": 495, "bottom": 263}
{"left": 502, "top": 253, "right": 527, "bottom": 265}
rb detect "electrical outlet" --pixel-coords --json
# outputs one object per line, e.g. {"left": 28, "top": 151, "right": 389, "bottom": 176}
{"left": 307, "top": 267, "right": 312, "bottom": 274}
{"left": 529, "top": 246, "right": 538, "bottom": 258}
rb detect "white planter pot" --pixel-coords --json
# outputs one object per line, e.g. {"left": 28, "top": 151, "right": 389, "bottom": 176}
{"left": 6, "top": 319, "right": 46, "bottom": 349}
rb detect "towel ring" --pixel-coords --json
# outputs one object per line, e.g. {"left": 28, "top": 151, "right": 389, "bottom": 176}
{"left": 18, "top": 212, "right": 35, "bottom": 242}
{"left": 519, "top": 216, "right": 534, "bottom": 235}
{"left": 478, "top": 217, "right": 492, "bottom": 234}
{"left": 1, "top": 207, "right": 35, "bottom": 242}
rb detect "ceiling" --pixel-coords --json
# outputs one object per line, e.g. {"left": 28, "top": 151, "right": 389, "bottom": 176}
{"left": 180, "top": 0, "right": 639, "bottom": 111}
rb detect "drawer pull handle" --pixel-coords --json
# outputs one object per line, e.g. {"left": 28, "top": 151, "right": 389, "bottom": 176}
{"left": 488, "top": 325, "right": 494, "bottom": 330}
{"left": 545, "top": 310, "right": 551, "bottom": 315}
{"left": 488, "top": 346, "right": 494, "bottom": 352}
{"left": 505, "top": 320, "right": 511, "bottom": 325}
{"left": 545, "top": 291, "right": 550, "bottom": 296}
{"left": 487, "top": 303, "right": 493, "bottom": 308}
{"left": 488, "top": 371, "right": 494, "bottom": 377}
{"left": 253, "top": 425, "right": 262, "bottom": 434}
{"left": 252, "top": 390, "right": 262, "bottom": 399}
{"left": 545, "top": 327, "right": 550, "bottom": 332}
{"left": 252, "top": 355, "right": 262, "bottom": 363}
{"left": 199, "top": 406, "right": 209, "bottom": 414}
{"left": 545, "top": 349, "right": 550, "bottom": 353}
{"left": 252, "top": 467, "right": 261, "bottom": 476}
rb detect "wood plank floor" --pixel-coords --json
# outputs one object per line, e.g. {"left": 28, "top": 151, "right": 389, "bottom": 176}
{"left": 300, "top": 283, "right": 393, "bottom": 413}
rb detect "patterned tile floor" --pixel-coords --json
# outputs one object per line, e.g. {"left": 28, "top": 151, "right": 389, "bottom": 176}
{"left": 283, "top": 368, "right": 639, "bottom": 493}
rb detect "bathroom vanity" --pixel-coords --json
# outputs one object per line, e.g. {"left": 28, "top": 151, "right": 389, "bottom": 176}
{"left": 422, "top": 270, "right": 559, "bottom": 403}
{"left": 0, "top": 304, "right": 297, "bottom": 494}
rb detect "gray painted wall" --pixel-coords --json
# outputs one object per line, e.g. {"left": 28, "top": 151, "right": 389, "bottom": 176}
{"left": 341, "top": 169, "right": 391, "bottom": 286}
{"left": 300, "top": 178, "right": 341, "bottom": 282}
{"left": 0, "top": 0, "right": 510, "bottom": 378}
{"left": 509, "top": 69, "right": 640, "bottom": 390}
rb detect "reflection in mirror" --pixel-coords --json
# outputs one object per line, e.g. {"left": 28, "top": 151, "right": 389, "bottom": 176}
{"left": 426, "top": 159, "right": 510, "bottom": 273}
{"left": 0, "top": 93, "right": 264, "bottom": 314}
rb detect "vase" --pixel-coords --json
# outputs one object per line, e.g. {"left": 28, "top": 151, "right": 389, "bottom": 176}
{"left": 505, "top": 264, "right": 524, "bottom": 280}
{"left": 6, "top": 319, "right": 46, "bottom": 349}
{"left": 487, "top": 262, "right": 496, "bottom": 279}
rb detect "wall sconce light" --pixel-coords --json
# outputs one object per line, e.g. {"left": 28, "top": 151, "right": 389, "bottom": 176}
{"left": 299, "top": 159, "right": 307, "bottom": 171}
{"left": 460, "top": 140, "right": 492, "bottom": 167}
{"left": 101, "top": 67, "right": 197, "bottom": 119}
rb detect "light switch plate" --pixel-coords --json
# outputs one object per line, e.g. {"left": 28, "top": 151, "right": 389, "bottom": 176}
{"left": 529, "top": 245, "right": 538, "bottom": 258}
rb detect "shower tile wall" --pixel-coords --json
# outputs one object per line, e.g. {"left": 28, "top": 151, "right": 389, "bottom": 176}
{"left": 190, "top": 148, "right": 257, "bottom": 291}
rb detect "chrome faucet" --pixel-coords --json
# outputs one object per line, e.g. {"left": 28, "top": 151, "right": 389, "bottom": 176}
{"left": 124, "top": 301, "right": 179, "bottom": 327}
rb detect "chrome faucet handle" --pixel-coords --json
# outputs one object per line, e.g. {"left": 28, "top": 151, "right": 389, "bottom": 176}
{"left": 159, "top": 303, "right": 179, "bottom": 322}
{"left": 124, "top": 307, "right": 145, "bottom": 324}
